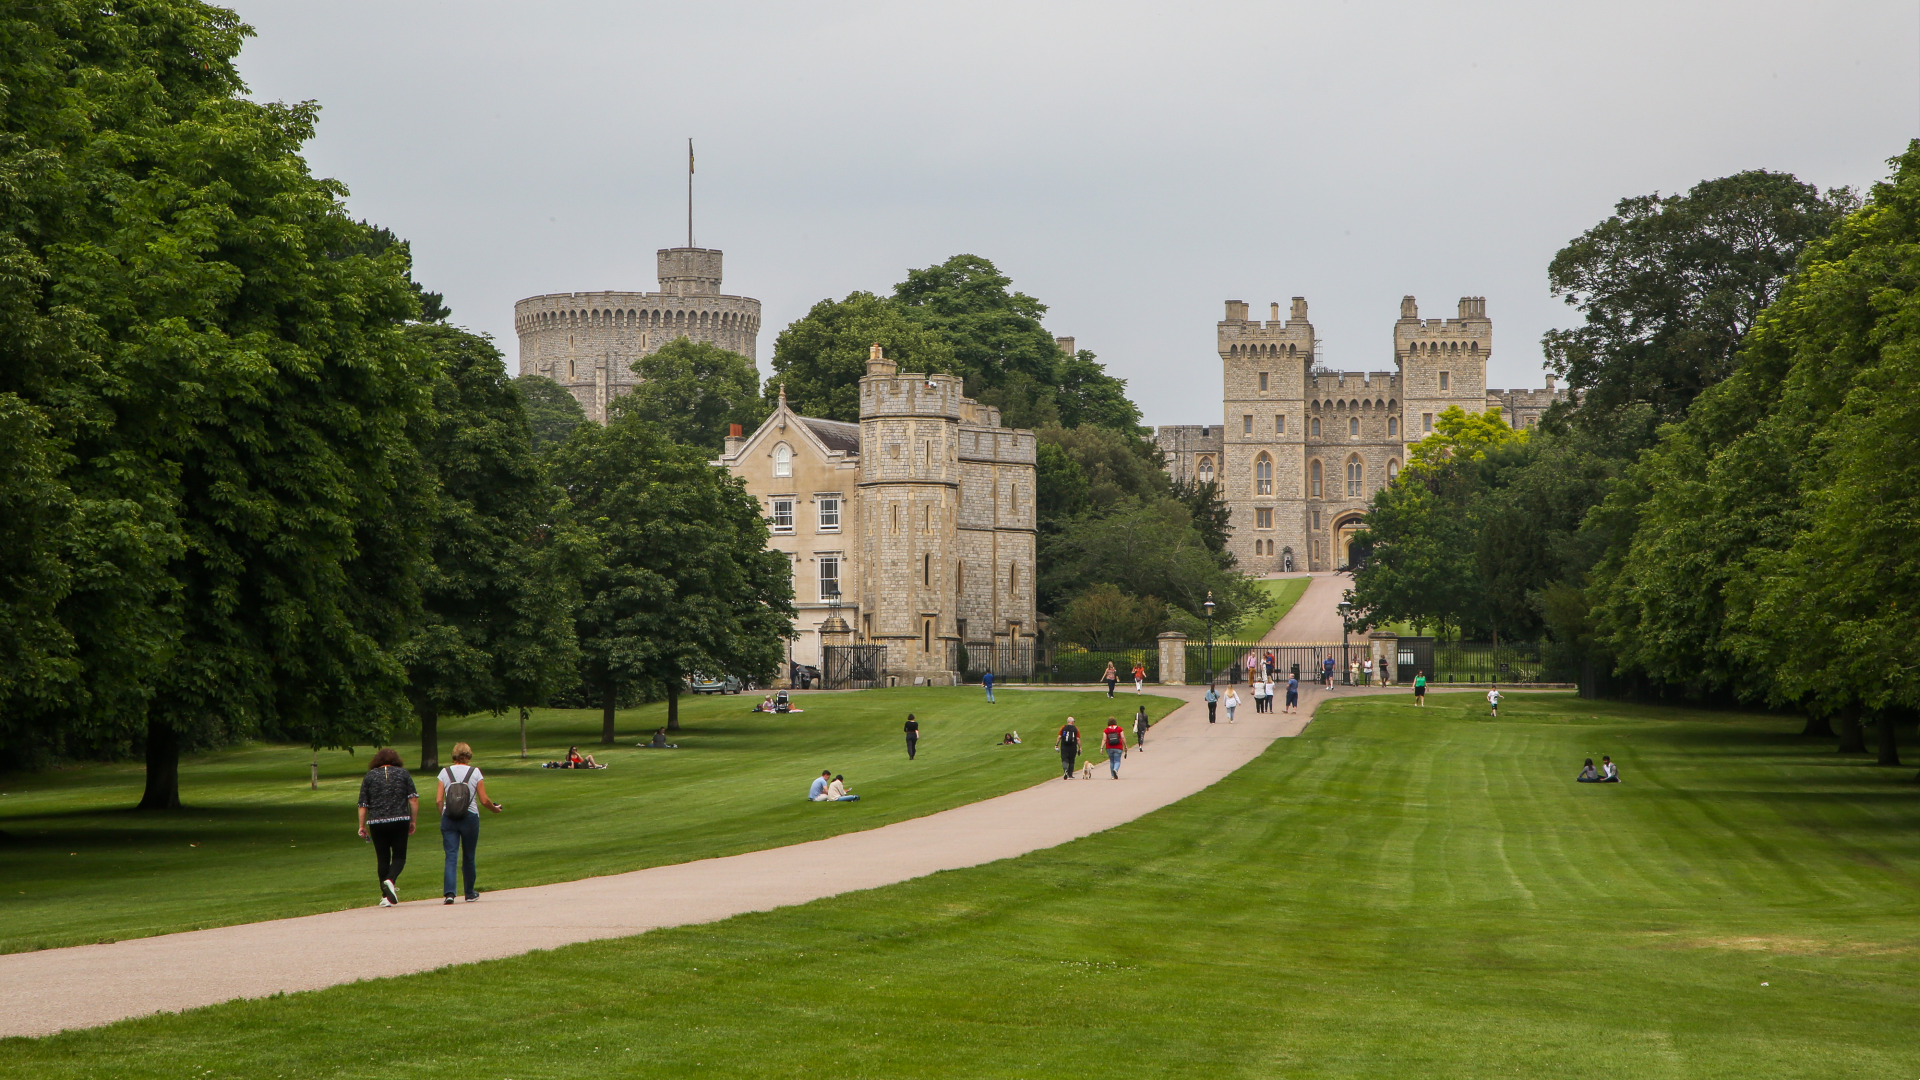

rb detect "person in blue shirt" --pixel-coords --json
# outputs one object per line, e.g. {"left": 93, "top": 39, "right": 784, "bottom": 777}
{"left": 1285, "top": 673, "right": 1299, "bottom": 714}
{"left": 1204, "top": 684, "right": 1219, "bottom": 724}
{"left": 982, "top": 668, "right": 995, "bottom": 703}
{"left": 808, "top": 770, "right": 832, "bottom": 801}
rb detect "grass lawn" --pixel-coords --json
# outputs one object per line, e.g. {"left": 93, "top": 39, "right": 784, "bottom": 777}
{"left": 0, "top": 687, "right": 1178, "bottom": 955}
{"left": 1243, "top": 575, "right": 1312, "bottom": 638}
{"left": 12, "top": 691, "right": 1918, "bottom": 1077}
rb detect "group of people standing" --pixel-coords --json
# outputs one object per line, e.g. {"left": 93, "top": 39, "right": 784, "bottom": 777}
{"left": 354, "top": 742, "right": 503, "bottom": 908}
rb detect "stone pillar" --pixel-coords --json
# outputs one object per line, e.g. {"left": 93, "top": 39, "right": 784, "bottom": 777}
{"left": 1157, "top": 631, "right": 1188, "bottom": 685}
{"left": 1369, "top": 631, "right": 1398, "bottom": 686}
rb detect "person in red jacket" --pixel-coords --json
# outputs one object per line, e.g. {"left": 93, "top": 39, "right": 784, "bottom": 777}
{"left": 1101, "top": 717, "right": 1129, "bottom": 779}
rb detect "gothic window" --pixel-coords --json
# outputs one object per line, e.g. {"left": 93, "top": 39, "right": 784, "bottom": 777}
{"left": 1470, "top": 341, "right": 1479, "bottom": 352}
{"left": 1388, "top": 416, "right": 1399, "bottom": 436}
{"left": 1197, "top": 456, "right": 1215, "bottom": 483}
{"left": 924, "top": 619, "right": 932, "bottom": 653}
{"left": 1348, "top": 416, "right": 1359, "bottom": 436}
{"left": 1347, "top": 456, "right": 1364, "bottom": 498}
{"left": 1259, "top": 372, "right": 1269, "bottom": 391}
{"left": 1309, "top": 459, "right": 1323, "bottom": 499}
{"left": 773, "top": 443, "right": 792, "bottom": 477}
{"left": 1009, "top": 561, "right": 1018, "bottom": 598}
{"left": 1388, "top": 460, "right": 1400, "bottom": 483}
{"left": 1255, "top": 453, "right": 1273, "bottom": 495}
{"left": 1310, "top": 418, "right": 1321, "bottom": 436}
{"left": 924, "top": 553, "right": 931, "bottom": 587}
{"left": 1275, "top": 415, "right": 1285, "bottom": 434}
{"left": 1439, "top": 371, "right": 1451, "bottom": 391}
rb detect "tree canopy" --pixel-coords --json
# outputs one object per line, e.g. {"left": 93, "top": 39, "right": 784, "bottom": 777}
{"left": 515, "top": 375, "right": 588, "bottom": 453}
{"left": 617, "top": 337, "right": 768, "bottom": 454}
{"left": 763, "top": 292, "right": 955, "bottom": 423}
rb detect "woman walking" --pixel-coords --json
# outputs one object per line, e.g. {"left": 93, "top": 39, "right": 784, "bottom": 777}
{"left": 1205, "top": 684, "right": 1219, "bottom": 723}
{"left": 1102, "top": 662, "right": 1118, "bottom": 698}
{"left": 1131, "top": 662, "right": 1146, "bottom": 694}
{"left": 1102, "top": 717, "right": 1128, "bottom": 778}
{"left": 356, "top": 748, "right": 418, "bottom": 907}
{"left": 1224, "top": 687, "right": 1241, "bottom": 723}
{"left": 1134, "top": 704, "right": 1150, "bottom": 750}
{"left": 437, "top": 742, "right": 503, "bottom": 904}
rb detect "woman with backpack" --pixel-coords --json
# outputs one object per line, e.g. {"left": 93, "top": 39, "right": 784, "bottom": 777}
{"left": 1101, "top": 717, "right": 1129, "bottom": 778}
{"left": 437, "top": 742, "right": 503, "bottom": 904}
{"left": 355, "top": 747, "right": 418, "bottom": 907}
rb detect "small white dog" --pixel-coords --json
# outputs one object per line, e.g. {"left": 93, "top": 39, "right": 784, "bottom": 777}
{"left": 1079, "top": 759, "right": 1096, "bottom": 780}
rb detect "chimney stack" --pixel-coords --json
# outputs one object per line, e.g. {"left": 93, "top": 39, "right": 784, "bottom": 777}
{"left": 865, "top": 343, "right": 898, "bottom": 376}
{"left": 723, "top": 423, "right": 745, "bottom": 456}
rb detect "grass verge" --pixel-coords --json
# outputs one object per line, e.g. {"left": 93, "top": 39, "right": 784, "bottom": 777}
{"left": 0, "top": 687, "right": 1177, "bottom": 954}
{"left": 11, "top": 690, "right": 1917, "bottom": 1077}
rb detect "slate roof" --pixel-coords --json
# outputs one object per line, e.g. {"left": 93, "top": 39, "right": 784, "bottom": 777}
{"left": 804, "top": 417, "right": 861, "bottom": 455}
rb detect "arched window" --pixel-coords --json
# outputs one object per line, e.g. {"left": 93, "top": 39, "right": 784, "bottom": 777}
{"left": 1310, "top": 418, "right": 1321, "bottom": 436}
{"left": 924, "top": 553, "right": 931, "bottom": 586}
{"left": 1347, "top": 456, "right": 1364, "bottom": 498}
{"left": 773, "top": 443, "right": 792, "bottom": 477}
{"left": 956, "top": 561, "right": 965, "bottom": 594}
{"left": 1309, "top": 459, "right": 1323, "bottom": 499}
{"left": 1255, "top": 453, "right": 1273, "bottom": 495}
{"left": 1388, "top": 415, "right": 1399, "bottom": 436}
{"left": 1197, "top": 456, "right": 1215, "bottom": 483}
{"left": 1387, "top": 460, "right": 1400, "bottom": 483}
{"left": 1348, "top": 416, "right": 1359, "bottom": 436}
{"left": 1009, "top": 561, "right": 1019, "bottom": 598}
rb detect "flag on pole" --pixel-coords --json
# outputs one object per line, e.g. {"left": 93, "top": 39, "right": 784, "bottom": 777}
{"left": 689, "top": 139, "right": 694, "bottom": 174}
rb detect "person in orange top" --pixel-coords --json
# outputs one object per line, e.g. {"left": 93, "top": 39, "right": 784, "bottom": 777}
{"left": 1131, "top": 662, "right": 1146, "bottom": 694}
{"left": 1101, "top": 717, "right": 1129, "bottom": 779}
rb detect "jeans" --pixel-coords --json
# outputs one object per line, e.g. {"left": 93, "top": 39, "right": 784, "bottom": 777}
{"left": 440, "top": 813, "right": 478, "bottom": 898}
{"left": 984, "top": 685, "right": 995, "bottom": 702}
{"left": 906, "top": 735, "right": 918, "bottom": 760}
{"left": 1105, "top": 679, "right": 1116, "bottom": 697}
{"left": 367, "top": 820, "right": 409, "bottom": 898}
{"left": 1108, "top": 749, "right": 1123, "bottom": 777}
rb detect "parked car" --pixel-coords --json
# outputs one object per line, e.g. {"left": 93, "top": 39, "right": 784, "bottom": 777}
{"left": 690, "top": 673, "right": 743, "bottom": 695}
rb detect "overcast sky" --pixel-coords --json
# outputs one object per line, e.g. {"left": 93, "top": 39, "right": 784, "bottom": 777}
{"left": 235, "top": 0, "right": 1918, "bottom": 426}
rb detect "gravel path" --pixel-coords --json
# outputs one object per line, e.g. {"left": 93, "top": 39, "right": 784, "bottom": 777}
{"left": 0, "top": 681, "right": 1385, "bottom": 1038}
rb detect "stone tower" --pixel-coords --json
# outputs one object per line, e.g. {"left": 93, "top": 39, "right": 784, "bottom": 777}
{"left": 1396, "top": 296, "right": 1491, "bottom": 440}
{"left": 513, "top": 246, "right": 761, "bottom": 422}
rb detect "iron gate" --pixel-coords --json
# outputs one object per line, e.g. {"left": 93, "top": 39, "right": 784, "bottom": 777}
{"left": 822, "top": 644, "right": 887, "bottom": 689}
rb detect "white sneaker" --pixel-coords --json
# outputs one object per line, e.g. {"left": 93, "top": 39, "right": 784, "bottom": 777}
{"left": 381, "top": 879, "right": 399, "bottom": 905}
{"left": 379, "top": 897, "right": 393, "bottom": 907}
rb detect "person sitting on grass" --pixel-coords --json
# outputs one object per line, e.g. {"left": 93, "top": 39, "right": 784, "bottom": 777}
{"left": 1601, "top": 755, "right": 1620, "bottom": 782}
{"left": 809, "top": 769, "right": 833, "bottom": 801}
{"left": 1577, "top": 758, "right": 1601, "bottom": 783}
{"left": 825, "top": 774, "right": 859, "bottom": 802}
{"left": 564, "top": 745, "right": 605, "bottom": 769}
{"left": 645, "top": 728, "right": 677, "bottom": 749}
{"left": 756, "top": 696, "right": 774, "bottom": 712}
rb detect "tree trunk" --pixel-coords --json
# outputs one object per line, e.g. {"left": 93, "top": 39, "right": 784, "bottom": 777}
{"left": 1876, "top": 713, "right": 1900, "bottom": 767}
{"left": 137, "top": 717, "right": 181, "bottom": 810}
{"left": 666, "top": 682, "right": 681, "bottom": 733}
{"left": 1836, "top": 706, "right": 1867, "bottom": 754}
{"left": 1800, "top": 712, "right": 1834, "bottom": 738}
{"left": 419, "top": 703, "right": 440, "bottom": 774}
{"left": 601, "top": 678, "right": 617, "bottom": 746}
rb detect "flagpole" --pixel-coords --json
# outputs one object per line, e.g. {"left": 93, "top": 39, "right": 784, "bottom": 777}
{"left": 687, "top": 138, "right": 694, "bottom": 249}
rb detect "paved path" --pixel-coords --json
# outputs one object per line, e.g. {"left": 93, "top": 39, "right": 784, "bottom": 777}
{"left": 0, "top": 682, "right": 1388, "bottom": 1038}
{"left": 1264, "top": 571, "right": 1350, "bottom": 643}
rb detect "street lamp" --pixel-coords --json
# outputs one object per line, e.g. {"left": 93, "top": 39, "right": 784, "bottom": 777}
{"left": 1338, "top": 600, "right": 1352, "bottom": 686}
{"left": 1203, "top": 591, "right": 1216, "bottom": 683}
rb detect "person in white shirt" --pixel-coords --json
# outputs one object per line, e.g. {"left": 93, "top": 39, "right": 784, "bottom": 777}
{"left": 1224, "top": 687, "right": 1241, "bottom": 723}
{"left": 1487, "top": 688, "right": 1502, "bottom": 717}
{"left": 1250, "top": 679, "right": 1267, "bottom": 714}
{"left": 825, "top": 774, "right": 859, "bottom": 801}
{"left": 1601, "top": 756, "right": 1619, "bottom": 782}
{"left": 435, "top": 742, "right": 502, "bottom": 904}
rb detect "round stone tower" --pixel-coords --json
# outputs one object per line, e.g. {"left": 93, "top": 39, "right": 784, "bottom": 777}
{"left": 513, "top": 246, "right": 761, "bottom": 423}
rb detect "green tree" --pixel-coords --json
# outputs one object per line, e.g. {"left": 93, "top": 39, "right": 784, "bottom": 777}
{"left": 333, "top": 220, "right": 451, "bottom": 322}
{"left": 515, "top": 375, "right": 587, "bottom": 453}
{"left": 1041, "top": 497, "right": 1256, "bottom": 628}
{"left": 1052, "top": 583, "right": 1165, "bottom": 648}
{"left": 892, "top": 254, "right": 1140, "bottom": 430}
{"left": 550, "top": 414, "right": 794, "bottom": 740}
{"left": 763, "top": 292, "right": 954, "bottom": 422}
{"left": 1544, "top": 170, "right": 1857, "bottom": 426}
{"left": 400, "top": 326, "right": 578, "bottom": 772}
{"left": 1172, "top": 477, "right": 1232, "bottom": 555}
{"left": 617, "top": 338, "right": 768, "bottom": 453}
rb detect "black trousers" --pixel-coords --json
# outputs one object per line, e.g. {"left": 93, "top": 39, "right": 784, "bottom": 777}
{"left": 1207, "top": 701, "right": 1217, "bottom": 723}
{"left": 1061, "top": 748, "right": 1078, "bottom": 777}
{"left": 906, "top": 734, "right": 917, "bottom": 760}
{"left": 1105, "top": 679, "right": 1116, "bottom": 697}
{"left": 367, "top": 820, "right": 410, "bottom": 895}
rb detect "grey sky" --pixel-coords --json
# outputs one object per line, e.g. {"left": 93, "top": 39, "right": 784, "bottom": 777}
{"left": 235, "top": 1, "right": 1918, "bottom": 426}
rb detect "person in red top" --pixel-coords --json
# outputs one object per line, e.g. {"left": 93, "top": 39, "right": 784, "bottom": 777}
{"left": 1101, "top": 717, "right": 1129, "bottom": 779}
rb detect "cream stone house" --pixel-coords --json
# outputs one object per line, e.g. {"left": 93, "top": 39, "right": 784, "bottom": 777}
{"left": 718, "top": 348, "right": 1038, "bottom": 684}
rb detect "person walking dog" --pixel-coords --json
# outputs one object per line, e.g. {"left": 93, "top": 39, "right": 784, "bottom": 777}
{"left": 436, "top": 742, "right": 502, "bottom": 904}
{"left": 1057, "top": 716, "right": 1083, "bottom": 779}
{"left": 356, "top": 747, "right": 418, "bottom": 908}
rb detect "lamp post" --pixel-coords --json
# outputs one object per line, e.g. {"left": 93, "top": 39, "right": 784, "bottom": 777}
{"left": 1338, "top": 600, "right": 1352, "bottom": 686}
{"left": 1203, "top": 591, "right": 1216, "bottom": 684}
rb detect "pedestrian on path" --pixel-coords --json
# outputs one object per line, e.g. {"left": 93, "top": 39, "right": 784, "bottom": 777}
{"left": 1224, "top": 687, "right": 1240, "bottom": 723}
{"left": 1361, "top": 658, "right": 1372, "bottom": 685}
{"left": 1132, "top": 662, "right": 1146, "bottom": 694}
{"left": 1057, "top": 717, "right": 1082, "bottom": 779}
{"left": 1103, "top": 662, "right": 1118, "bottom": 698}
{"left": 1205, "top": 684, "right": 1219, "bottom": 723}
{"left": 356, "top": 748, "right": 418, "bottom": 908}
{"left": 436, "top": 742, "right": 502, "bottom": 904}
{"left": 904, "top": 713, "right": 919, "bottom": 759}
{"left": 1413, "top": 670, "right": 1426, "bottom": 707}
{"left": 1102, "top": 717, "right": 1128, "bottom": 778}
{"left": 1251, "top": 678, "right": 1267, "bottom": 714}
{"left": 982, "top": 668, "right": 995, "bottom": 703}
{"left": 1487, "top": 687, "right": 1502, "bottom": 718}
{"left": 1285, "top": 673, "right": 1299, "bottom": 713}
{"left": 1134, "top": 704, "right": 1150, "bottom": 750}
{"left": 1322, "top": 655, "right": 1335, "bottom": 688}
